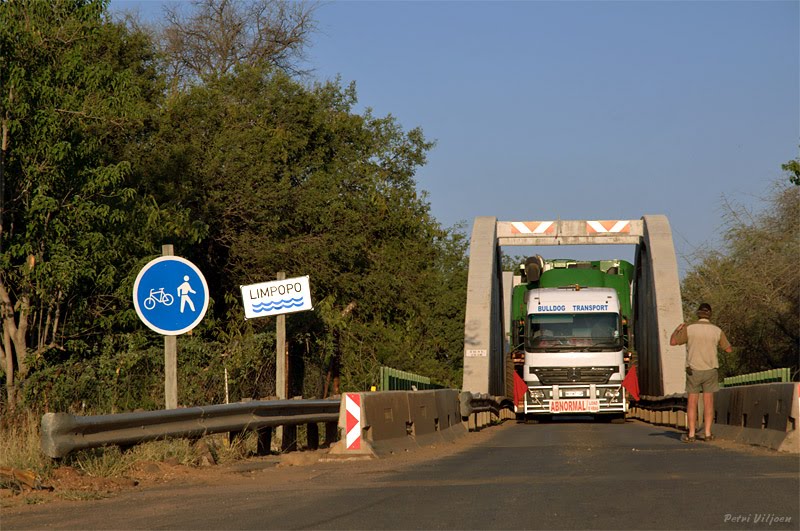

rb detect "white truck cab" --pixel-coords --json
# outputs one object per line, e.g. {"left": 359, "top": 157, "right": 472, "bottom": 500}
{"left": 523, "top": 285, "right": 627, "bottom": 418}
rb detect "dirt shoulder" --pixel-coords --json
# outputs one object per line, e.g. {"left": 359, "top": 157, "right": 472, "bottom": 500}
{"left": 1, "top": 421, "right": 511, "bottom": 512}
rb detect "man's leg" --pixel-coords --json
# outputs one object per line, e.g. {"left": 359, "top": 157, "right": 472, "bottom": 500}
{"left": 687, "top": 392, "right": 699, "bottom": 437}
{"left": 703, "top": 392, "right": 715, "bottom": 437}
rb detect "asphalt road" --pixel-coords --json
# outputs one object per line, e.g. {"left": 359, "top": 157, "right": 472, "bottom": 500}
{"left": 4, "top": 419, "right": 799, "bottom": 530}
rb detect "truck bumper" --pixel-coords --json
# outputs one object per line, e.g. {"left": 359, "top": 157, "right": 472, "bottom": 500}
{"left": 522, "top": 383, "right": 627, "bottom": 415}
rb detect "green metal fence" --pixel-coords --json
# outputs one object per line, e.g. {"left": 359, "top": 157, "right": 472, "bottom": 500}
{"left": 720, "top": 368, "right": 792, "bottom": 388}
{"left": 378, "top": 366, "right": 443, "bottom": 391}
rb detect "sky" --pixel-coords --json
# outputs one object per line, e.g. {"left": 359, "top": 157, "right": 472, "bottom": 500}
{"left": 111, "top": 0, "right": 799, "bottom": 274}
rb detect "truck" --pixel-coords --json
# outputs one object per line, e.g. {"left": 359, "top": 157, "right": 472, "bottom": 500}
{"left": 509, "top": 256, "right": 634, "bottom": 422}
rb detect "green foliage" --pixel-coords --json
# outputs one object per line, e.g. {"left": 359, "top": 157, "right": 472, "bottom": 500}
{"left": 20, "top": 332, "right": 280, "bottom": 413}
{"left": 782, "top": 157, "right": 800, "bottom": 186}
{"left": 681, "top": 180, "right": 799, "bottom": 379}
{"left": 501, "top": 253, "right": 527, "bottom": 272}
{"left": 133, "top": 65, "right": 466, "bottom": 395}
{"left": 2, "top": 1, "right": 468, "bottom": 415}
{"left": 0, "top": 0, "right": 204, "bottom": 406}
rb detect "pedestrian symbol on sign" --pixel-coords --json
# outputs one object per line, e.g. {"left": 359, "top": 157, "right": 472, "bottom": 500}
{"left": 177, "top": 275, "right": 197, "bottom": 313}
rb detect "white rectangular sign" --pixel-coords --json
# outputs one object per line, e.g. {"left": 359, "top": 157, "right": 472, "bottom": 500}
{"left": 240, "top": 275, "right": 313, "bottom": 319}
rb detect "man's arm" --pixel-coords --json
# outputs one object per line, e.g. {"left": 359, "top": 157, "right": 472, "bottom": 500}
{"left": 719, "top": 330, "right": 732, "bottom": 353}
{"left": 670, "top": 323, "right": 687, "bottom": 346}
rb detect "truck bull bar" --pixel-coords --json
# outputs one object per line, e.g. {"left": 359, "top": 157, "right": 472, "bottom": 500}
{"left": 523, "top": 383, "right": 627, "bottom": 415}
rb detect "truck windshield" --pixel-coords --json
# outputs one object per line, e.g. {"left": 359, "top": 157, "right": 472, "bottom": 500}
{"left": 526, "top": 313, "right": 621, "bottom": 351}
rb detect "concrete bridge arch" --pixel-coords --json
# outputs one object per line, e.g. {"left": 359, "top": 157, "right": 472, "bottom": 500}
{"left": 462, "top": 215, "right": 685, "bottom": 398}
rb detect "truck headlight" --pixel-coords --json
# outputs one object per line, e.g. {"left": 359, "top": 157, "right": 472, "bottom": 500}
{"left": 529, "top": 389, "right": 544, "bottom": 399}
{"left": 604, "top": 389, "right": 620, "bottom": 400}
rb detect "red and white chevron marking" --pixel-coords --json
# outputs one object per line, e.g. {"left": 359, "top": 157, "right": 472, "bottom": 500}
{"left": 510, "top": 221, "right": 555, "bottom": 234}
{"left": 345, "top": 393, "right": 361, "bottom": 450}
{"left": 586, "top": 220, "right": 631, "bottom": 234}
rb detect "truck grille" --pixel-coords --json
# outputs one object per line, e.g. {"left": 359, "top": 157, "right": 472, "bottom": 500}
{"left": 530, "top": 366, "right": 616, "bottom": 385}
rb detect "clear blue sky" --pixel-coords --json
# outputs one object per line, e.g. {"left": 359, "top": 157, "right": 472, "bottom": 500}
{"left": 112, "top": 0, "right": 799, "bottom": 274}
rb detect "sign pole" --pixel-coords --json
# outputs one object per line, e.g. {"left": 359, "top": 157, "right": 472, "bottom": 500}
{"left": 274, "top": 271, "right": 287, "bottom": 450}
{"left": 163, "top": 244, "right": 178, "bottom": 409}
{"left": 276, "top": 271, "right": 286, "bottom": 400}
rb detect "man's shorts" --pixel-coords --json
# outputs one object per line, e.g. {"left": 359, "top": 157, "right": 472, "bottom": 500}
{"left": 686, "top": 368, "right": 720, "bottom": 393}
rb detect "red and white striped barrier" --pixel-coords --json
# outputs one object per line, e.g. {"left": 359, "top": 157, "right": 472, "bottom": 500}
{"left": 345, "top": 393, "right": 361, "bottom": 450}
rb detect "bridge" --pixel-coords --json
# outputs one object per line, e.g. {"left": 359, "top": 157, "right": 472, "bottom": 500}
{"left": 462, "top": 215, "right": 685, "bottom": 398}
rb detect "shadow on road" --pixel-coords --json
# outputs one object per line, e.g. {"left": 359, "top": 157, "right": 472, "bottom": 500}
{"left": 648, "top": 430, "right": 684, "bottom": 441}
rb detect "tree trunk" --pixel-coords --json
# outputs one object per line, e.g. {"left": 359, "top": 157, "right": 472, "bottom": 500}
{"left": 0, "top": 276, "right": 30, "bottom": 407}
{"left": 51, "top": 290, "right": 62, "bottom": 344}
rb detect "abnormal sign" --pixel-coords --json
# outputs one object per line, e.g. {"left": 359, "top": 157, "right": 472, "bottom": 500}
{"left": 240, "top": 275, "right": 313, "bottom": 319}
{"left": 133, "top": 256, "right": 209, "bottom": 335}
{"left": 549, "top": 399, "right": 601, "bottom": 413}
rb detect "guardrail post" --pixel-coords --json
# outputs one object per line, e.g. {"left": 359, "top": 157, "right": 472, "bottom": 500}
{"left": 677, "top": 410, "right": 687, "bottom": 428}
{"left": 324, "top": 421, "right": 338, "bottom": 446}
{"left": 256, "top": 427, "right": 272, "bottom": 455}
{"left": 229, "top": 429, "right": 246, "bottom": 447}
{"left": 307, "top": 422, "right": 319, "bottom": 450}
{"left": 281, "top": 425, "right": 298, "bottom": 452}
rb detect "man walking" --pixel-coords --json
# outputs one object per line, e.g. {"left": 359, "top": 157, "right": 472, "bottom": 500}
{"left": 670, "top": 302, "right": 732, "bottom": 442}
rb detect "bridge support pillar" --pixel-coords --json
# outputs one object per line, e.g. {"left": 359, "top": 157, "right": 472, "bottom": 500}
{"left": 462, "top": 217, "right": 505, "bottom": 396}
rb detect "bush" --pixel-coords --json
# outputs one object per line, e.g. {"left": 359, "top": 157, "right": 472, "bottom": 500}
{"left": 681, "top": 180, "right": 799, "bottom": 379}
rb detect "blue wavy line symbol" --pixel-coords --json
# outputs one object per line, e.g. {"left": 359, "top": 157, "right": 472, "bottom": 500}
{"left": 251, "top": 297, "right": 305, "bottom": 313}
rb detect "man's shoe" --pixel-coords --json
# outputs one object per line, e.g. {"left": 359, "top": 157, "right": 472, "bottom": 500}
{"left": 703, "top": 434, "right": 715, "bottom": 441}
{"left": 681, "top": 434, "right": 696, "bottom": 443}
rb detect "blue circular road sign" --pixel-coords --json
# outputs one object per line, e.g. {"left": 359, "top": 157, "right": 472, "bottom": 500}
{"left": 133, "top": 256, "right": 209, "bottom": 335}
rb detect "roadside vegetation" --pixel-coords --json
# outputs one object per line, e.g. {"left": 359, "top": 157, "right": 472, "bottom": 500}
{"left": 681, "top": 176, "right": 799, "bottom": 380}
{"left": 1, "top": 0, "right": 465, "bottom": 494}
{"left": 1, "top": 0, "right": 466, "bottom": 419}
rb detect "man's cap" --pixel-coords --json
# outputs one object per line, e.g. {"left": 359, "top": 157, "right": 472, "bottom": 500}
{"left": 697, "top": 302, "right": 712, "bottom": 317}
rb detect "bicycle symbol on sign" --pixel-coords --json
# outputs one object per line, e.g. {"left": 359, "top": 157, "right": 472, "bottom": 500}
{"left": 143, "top": 287, "right": 174, "bottom": 310}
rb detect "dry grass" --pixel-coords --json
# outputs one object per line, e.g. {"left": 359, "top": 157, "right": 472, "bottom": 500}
{"left": 1, "top": 409, "right": 262, "bottom": 484}
{"left": 0, "top": 410, "right": 52, "bottom": 477}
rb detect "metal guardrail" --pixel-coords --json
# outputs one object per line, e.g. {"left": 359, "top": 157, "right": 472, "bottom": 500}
{"left": 721, "top": 368, "right": 792, "bottom": 388}
{"left": 41, "top": 399, "right": 340, "bottom": 459}
{"left": 636, "top": 393, "right": 688, "bottom": 411}
{"left": 379, "top": 366, "right": 442, "bottom": 391}
{"left": 459, "top": 392, "right": 513, "bottom": 417}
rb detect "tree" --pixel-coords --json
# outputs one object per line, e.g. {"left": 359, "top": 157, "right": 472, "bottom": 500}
{"left": 134, "top": 64, "right": 467, "bottom": 394}
{"left": 156, "top": 0, "right": 317, "bottom": 92}
{"left": 0, "top": 0, "right": 201, "bottom": 409}
{"left": 681, "top": 177, "right": 799, "bottom": 379}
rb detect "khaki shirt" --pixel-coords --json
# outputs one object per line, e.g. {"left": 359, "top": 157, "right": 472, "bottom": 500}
{"left": 672, "top": 319, "right": 731, "bottom": 370}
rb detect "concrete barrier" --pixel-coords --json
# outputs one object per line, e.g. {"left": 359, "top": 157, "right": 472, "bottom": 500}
{"left": 361, "top": 391, "right": 415, "bottom": 455}
{"left": 712, "top": 383, "right": 799, "bottom": 453}
{"left": 632, "top": 383, "right": 798, "bottom": 453}
{"left": 435, "top": 389, "right": 464, "bottom": 442}
{"left": 330, "top": 390, "right": 469, "bottom": 457}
